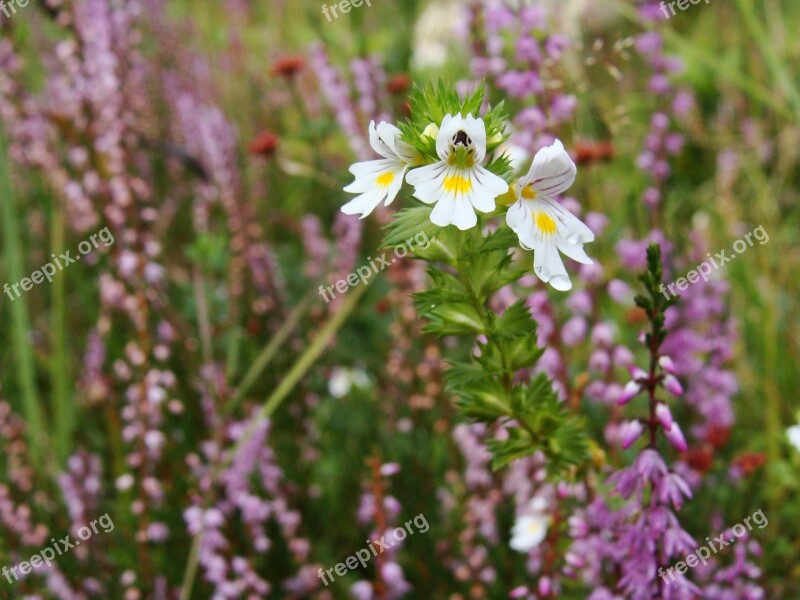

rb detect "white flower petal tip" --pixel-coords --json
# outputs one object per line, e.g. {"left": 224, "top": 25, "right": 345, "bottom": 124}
{"left": 341, "top": 122, "right": 419, "bottom": 219}
{"left": 406, "top": 113, "right": 509, "bottom": 230}
{"left": 506, "top": 140, "right": 595, "bottom": 291}
{"left": 786, "top": 424, "right": 800, "bottom": 453}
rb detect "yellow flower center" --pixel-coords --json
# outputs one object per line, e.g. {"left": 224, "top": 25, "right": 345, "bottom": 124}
{"left": 521, "top": 184, "right": 537, "bottom": 200}
{"left": 443, "top": 174, "right": 472, "bottom": 195}
{"left": 534, "top": 212, "right": 557, "bottom": 235}
{"left": 375, "top": 172, "right": 395, "bottom": 187}
{"left": 526, "top": 521, "right": 544, "bottom": 535}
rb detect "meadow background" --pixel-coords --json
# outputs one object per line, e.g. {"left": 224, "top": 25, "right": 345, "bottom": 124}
{"left": 0, "top": 0, "right": 798, "bottom": 598}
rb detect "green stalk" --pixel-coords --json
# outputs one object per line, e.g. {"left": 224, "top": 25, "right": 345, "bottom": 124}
{"left": 732, "top": 0, "right": 800, "bottom": 122}
{"left": 0, "top": 126, "right": 47, "bottom": 465}
{"left": 224, "top": 290, "right": 315, "bottom": 416}
{"left": 255, "top": 285, "right": 364, "bottom": 420}
{"left": 179, "top": 284, "right": 366, "bottom": 600}
{"left": 51, "top": 195, "right": 72, "bottom": 462}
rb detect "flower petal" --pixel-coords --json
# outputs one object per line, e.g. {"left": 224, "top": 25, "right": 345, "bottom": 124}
{"left": 341, "top": 186, "right": 386, "bottom": 218}
{"left": 368, "top": 121, "right": 403, "bottom": 160}
{"left": 523, "top": 139, "right": 576, "bottom": 197}
{"left": 506, "top": 200, "right": 537, "bottom": 250}
{"left": 436, "top": 113, "right": 488, "bottom": 161}
{"left": 435, "top": 113, "right": 461, "bottom": 160}
{"left": 430, "top": 196, "right": 477, "bottom": 230}
{"left": 533, "top": 237, "right": 572, "bottom": 291}
{"left": 541, "top": 198, "right": 595, "bottom": 244}
{"left": 346, "top": 158, "right": 399, "bottom": 186}
{"left": 452, "top": 199, "right": 479, "bottom": 230}
{"left": 540, "top": 198, "right": 594, "bottom": 264}
{"left": 407, "top": 162, "right": 448, "bottom": 204}
{"left": 470, "top": 165, "right": 509, "bottom": 213}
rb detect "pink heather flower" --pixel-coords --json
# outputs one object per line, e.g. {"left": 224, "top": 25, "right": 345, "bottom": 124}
{"left": 657, "top": 473, "right": 693, "bottom": 510}
{"left": 658, "top": 355, "right": 676, "bottom": 374}
{"left": 620, "top": 420, "right": 644, "bottom": 449}
{"left": 538, "top": 576, "right": 553, "bottom": 596}
{"left": 613, "top": 346, "right": 635, "bottom": 367}
{"left": 607, "top": 279, "right": 632, "bottom": 304}
{"left": 665, "top": 422, "right": 688, "bottom": 452}
{"left": 351, "top": 581, "right": 374, "bottom": 600}
{"left": 655, "top": 403, "right": 673, "bottom": 431}
{"left": 663, "top": 374, "right": 684, "bottom": 396}
{"left": 380, "top": 462, "right": 401, "bottom": 476}
{"left": 618, "top": 380, "right": 641, "bottom": 406}
{"left": 636, "top": 448, "right": 668, "bottom": 481}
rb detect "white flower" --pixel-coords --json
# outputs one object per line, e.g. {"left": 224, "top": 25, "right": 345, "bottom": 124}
{"left": 506, "top": 139, "right": 594, "bottom": 291}
{"left": 406, "top": 113, "right": 509, "bottom": 230}
{"left": 787, "top": 424, "right": 800, "bottom": 453}
{"left": 342, "top": 121, "right": 418, "bottom": 218}
{"left": 510, "top": 500, "right": 550, "bottom": 553}
{"left": 328, "top": 367, "right": 370, "bottom": 398}
{"left": 411, "top": 1, "right": 465, "bottom": 70}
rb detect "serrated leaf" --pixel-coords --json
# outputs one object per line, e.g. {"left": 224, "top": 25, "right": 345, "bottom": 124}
{"left": 412, "top": 288, "right": 469, "bottom": 315}
{"left": 443, "top": 362, "right": 489, "bottom": 390}
{"left": 423, "top": 302, "right": 484, "bottom": 336}
{"left": 383, "top": 206, "right": 439, "bottom": 249}
{"left": 476, "top": 227, "right": 519, "bottom": 254}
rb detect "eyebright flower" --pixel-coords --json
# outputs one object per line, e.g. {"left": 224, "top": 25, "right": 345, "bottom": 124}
{"left": 406, "top": 113, "right": 509, "bottom": 230}
{"left": 509, "top": 498, "right": 549, "bottom": 553}
{"left": 506, "top": 139, "right": 595, "bottom": 291}
{"left": 341, "top": 121, "right": 419, "bottom": 218}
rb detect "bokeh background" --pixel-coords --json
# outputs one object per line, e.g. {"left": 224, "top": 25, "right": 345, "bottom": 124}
{"left": 0, "top": 0, "right": 798, "bottom": 598}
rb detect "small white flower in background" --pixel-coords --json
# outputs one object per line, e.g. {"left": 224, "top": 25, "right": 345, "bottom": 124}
{"left": 328, "top": 367, "right": 370, "bottom": 398}
{"left": 787, "top": 424, "right": 800, "bottom": 453}
{"left": 496, "top": 138, "right": 531, "bottom": 176}
{"left": 406, "top": 113, "right": 509, "bottom": 230}
{"left": 506, "top": 139, "right": 595, "bottom": 291}
{"left": 411, "top": 0, "right": 466, "bottom": 70}
{"left": 510, "top": 497, "right": 550, "bottom": 553}
{"left": 342, "top": 121, "right": 419, "bottom": 219}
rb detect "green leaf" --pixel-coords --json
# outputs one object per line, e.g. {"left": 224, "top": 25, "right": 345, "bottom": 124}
{"left": 423, "top": 302, "right": 485, "bottom": 336}
{"left": 475, "top": 227, "right": 519, "bottom": 254}
{"left": 412, "top": 287, "right": 469, "bottom": 316}
{"left": 443, "top": 362, "right": 490, "bottom": 390}
{"left": 454, "top": 378, "right": 510, "bottom": 420}
{"left": 382, "top": 206, "right": 439, "bottom": 248}
{"left": 495, "top": 300, "right": 535, "bottom": 337}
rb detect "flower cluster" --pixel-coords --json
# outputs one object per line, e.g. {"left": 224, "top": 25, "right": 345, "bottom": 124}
{"left": 341, "top": 84, "right": 595, "bottom": 291}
